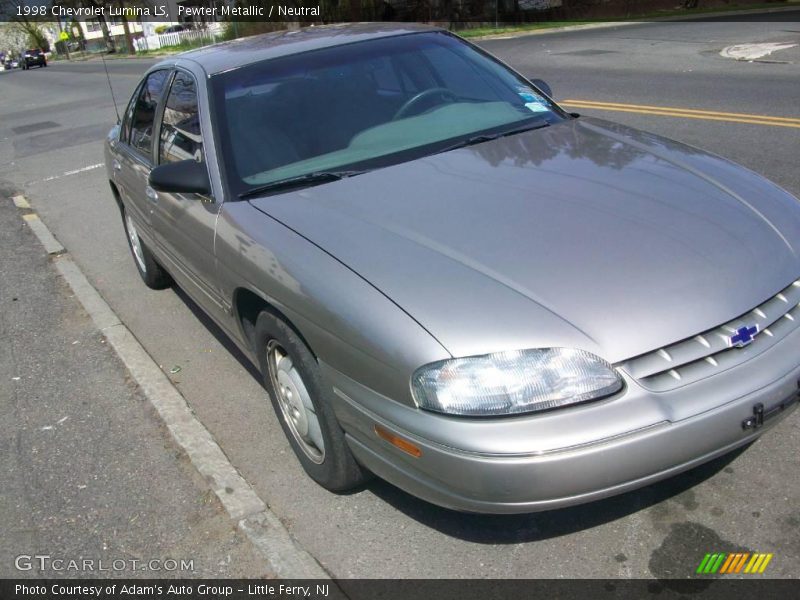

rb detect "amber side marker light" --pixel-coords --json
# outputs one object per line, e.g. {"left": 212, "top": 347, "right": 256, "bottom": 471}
{"left": 374, "top": 424, "right": 422, "bottom": 458}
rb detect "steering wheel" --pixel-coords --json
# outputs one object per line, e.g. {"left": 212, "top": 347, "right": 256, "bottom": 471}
{"left": 393, "top": 87, "right": 458, "bottom": 121}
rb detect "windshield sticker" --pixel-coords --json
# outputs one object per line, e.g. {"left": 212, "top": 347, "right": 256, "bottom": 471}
{"left": 517, "top": 89, "right": 549, "bottom": 112}
{"left": 525, "top": 101, "right": 549, "bottom": 112}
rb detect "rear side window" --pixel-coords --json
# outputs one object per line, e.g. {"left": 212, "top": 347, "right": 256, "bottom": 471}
{"left": 159, "top": 72, "right": 203, "bottom": 164}
{"left": 120, "top": 80, "right": 143, "bottom": 144}
{"left": 129, "top": 70, "right": 170, "bottom": 160}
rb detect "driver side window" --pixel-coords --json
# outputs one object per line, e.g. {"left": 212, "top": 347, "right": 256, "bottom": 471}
{"left": 129, "top": 70, "right": 169, "bottom": 161}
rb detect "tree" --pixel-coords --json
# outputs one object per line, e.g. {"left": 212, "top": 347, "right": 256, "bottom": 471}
{"left": 116, "top": 0, "right": 135, "bottom": 54}
{"left": 0, "top": 22, "right": 28, "bottom": 55}
{"left": 50, "top": 0, "right": 153, "bottom": 54}
{"left": 0, "top": 0, "right": 54, "bottom": 51}
{"left": 50, "top": 0, "right": 116, "bottom": 52}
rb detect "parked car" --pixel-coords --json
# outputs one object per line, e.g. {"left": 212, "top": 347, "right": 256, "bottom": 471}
{"left": 22, "top": 48, "right": 46, "bottom": 69}
{"left": 105, "top": 24, "right": 800, "bottom": 513}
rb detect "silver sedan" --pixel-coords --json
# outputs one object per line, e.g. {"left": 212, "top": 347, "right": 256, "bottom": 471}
{"left": 105, "top": 23, "right": 800, "bottom": 513}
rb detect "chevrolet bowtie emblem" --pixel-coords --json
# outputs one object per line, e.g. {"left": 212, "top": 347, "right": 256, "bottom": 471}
{"left": 728, "top": 325, "right": 759, "bottom": 348}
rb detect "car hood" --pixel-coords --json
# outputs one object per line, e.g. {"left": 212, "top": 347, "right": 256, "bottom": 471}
{"left": 249, "top": 117, "right": 800, "bottom": 363}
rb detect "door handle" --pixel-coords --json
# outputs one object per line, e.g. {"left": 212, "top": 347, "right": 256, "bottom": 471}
{"left": 145, "top": 186, "right": 159, "bottom": 204}
{"left": 112, "top": 159, "right": 121, "bottom": 172}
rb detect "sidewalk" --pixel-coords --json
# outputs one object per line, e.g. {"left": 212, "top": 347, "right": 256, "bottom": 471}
{"left": 0, "top": 196, "right": 272, "bottom": 579}
{"left": 464, "top": 2, "right": 800, "bottom": 40}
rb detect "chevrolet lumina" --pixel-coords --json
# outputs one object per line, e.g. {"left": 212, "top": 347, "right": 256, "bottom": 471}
{"left": 104, "top": 24, "right": 800, "bottom": 513}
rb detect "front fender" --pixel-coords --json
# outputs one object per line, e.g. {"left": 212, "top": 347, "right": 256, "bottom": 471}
{"left": 215, "top": 201, "right": 451, "bottom": 406}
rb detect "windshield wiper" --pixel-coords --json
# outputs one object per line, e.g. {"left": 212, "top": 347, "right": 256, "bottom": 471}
{"left": 437, "top": 121, "right": 550, "bottom": 155}
{"left": 239, "top": 170, "right": 366, "bottom": 200}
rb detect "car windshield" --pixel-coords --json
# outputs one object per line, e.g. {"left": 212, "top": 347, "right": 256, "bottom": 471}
{"left": 211, "top": 31, "right": 566, "bottom": 197}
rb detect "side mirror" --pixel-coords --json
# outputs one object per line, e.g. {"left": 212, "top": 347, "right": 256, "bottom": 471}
{"left": 149, "top": 159, "right": 211, "bottom": 195}
{"left": 529, "top": 78, "right": 553, "bottom": 99}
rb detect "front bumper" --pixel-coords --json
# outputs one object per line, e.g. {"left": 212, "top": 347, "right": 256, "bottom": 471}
{"left": 323, "top": 326, "right": 800, "bottom": 514}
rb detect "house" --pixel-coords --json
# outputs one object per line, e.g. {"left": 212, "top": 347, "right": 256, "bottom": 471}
{"left": 76, "top": 18, "right": 146, "bottom": 52}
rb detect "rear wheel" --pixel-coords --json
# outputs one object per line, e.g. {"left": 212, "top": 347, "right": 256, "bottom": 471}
{"left": 255, "top": 310, "right": 368, "bottom": 491}
{"left": 122, "top": 208, "right": 172, "bottom": 289}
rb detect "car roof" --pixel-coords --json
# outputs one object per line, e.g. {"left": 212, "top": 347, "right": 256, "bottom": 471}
{"left": 163, "top": 22, "right": 441, "bottom": 76}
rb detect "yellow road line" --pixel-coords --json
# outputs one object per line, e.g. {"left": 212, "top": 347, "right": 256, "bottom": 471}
{"left": 561, "top": 99, "right": 800, "bottom": 129}
{"left": 563, "top": 99, "right": 800, "bottom": 123}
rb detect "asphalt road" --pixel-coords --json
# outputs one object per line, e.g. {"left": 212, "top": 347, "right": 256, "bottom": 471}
{"left": 1, "top": 14, "right": 799, "bottom": 581}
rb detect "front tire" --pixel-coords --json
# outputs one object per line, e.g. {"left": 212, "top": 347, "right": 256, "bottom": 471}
{"left": 122, "top": 208, "right": 172, "bottom": 289}
{"left": 255, "top": 310, "right": 368, "bottom": 491}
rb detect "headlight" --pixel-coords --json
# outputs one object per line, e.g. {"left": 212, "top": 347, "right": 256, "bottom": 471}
{"left": 411, "top": 348, "right": 622, "bottom": 417}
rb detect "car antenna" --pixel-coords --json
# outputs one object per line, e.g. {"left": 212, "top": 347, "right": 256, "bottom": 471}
{"left": 101, "top": 54, "right": 121, "bottom": 123}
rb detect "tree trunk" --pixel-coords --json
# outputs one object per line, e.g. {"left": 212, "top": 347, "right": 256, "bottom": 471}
{"left": 98, "top": 15, "right": 116, "bottom": 53}
{"left": 118, "top": 1, "right": 135, "bottom": 54}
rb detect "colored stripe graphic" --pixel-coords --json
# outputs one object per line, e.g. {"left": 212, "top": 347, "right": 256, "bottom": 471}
{"left": 709, "top": 553, "right": 726, "bottom": 573}
{"left": 745, "top": 553, "right": 774, "bottom": 573}
{"left": 719, "top": 554, "right": 737, "bottom": 574}
{"left": 696, "top": 554, "right": 713, "bottom": 574}
{"left": 698, "top": 552, "right": 773, "bottom": 574}
{"left": 758, "top": 554, "right": 774, "bottom": 573}
{"left": 733, "top": 553, "right": 750, "bottom": 574}
{"left": 695, "top": 554, "right": 711, "bottom": 573}
{"left": 719, "top": 553, "right": 748, "bottom": 573}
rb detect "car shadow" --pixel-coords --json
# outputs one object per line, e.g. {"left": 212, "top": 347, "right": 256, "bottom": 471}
{"left": 363, "top": 445, "right": 748, "bottom": 544}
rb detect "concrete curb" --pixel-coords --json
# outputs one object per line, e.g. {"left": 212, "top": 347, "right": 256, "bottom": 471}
{"left": 240, "top": 513, "right": 331, "bottom": 579}
{"left": 21, "top": 213, "right": 65, "bottom": 256}
{"left": 13, "top": 194, "right": 332, "bottom": 580}
{"left": 469, "top": 21, "right": 633, "bottom": 40}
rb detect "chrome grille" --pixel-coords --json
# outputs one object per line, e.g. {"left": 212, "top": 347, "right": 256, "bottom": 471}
{"left": 621, "top": 278, "right": 800, "bottom": 392}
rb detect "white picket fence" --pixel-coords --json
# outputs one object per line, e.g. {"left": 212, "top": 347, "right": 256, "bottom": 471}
{"left": 134, "top": 28, "right": 221, "bottom": 52}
